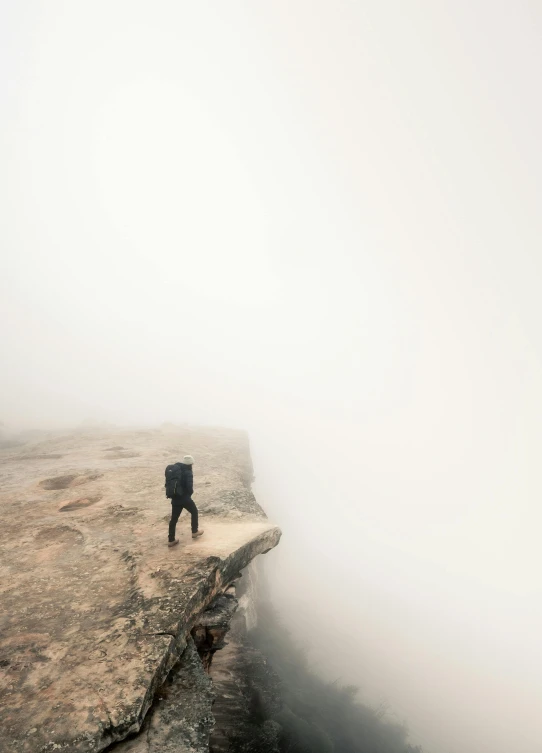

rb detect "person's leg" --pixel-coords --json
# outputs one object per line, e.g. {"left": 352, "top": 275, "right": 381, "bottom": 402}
{"left": 168, "top": 501, "right": 183, "bottom": 542}
{"left": 184, "top": 498, "right": 199, "bottom": 534}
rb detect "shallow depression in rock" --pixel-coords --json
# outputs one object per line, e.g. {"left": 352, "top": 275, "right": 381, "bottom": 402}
{"left": 39, "top": 473, "right": 101, "bottom": 490}
{"left": 59, "top": 494, "right": 103, "bottom": 512}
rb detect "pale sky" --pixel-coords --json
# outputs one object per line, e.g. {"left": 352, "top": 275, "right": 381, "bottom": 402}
{"left": 2, "top": 3, "right": 542, "bottom": 752}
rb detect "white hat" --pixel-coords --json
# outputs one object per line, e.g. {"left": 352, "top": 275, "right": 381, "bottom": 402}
{"left": 183, "top": 454, "right": 194, "bottom": 465}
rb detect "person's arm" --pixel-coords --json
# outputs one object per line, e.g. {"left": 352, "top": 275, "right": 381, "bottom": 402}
{"left": 184, "top": 469, "right": 194, "bottom": 496}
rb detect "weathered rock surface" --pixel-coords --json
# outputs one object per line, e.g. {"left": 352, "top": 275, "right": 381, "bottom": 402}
{"left": 115, "top": 570, "right": 282, "bottom": 753}
{"left": 112, "top": 637, "right": 215, "bottom": 753}
{"left": 209, "top": 567, "right": 282, "bottom": 753}
{"left": 111, "top": 587, "right": 241, "bottom": 753}
{"left": 0, "top": 426, "right": 280, "bottom": 753}
{"left": 191, "top": 592, "right": 240, "bottom": 672}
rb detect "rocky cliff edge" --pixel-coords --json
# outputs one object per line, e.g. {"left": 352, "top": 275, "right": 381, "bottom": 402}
{"left": 0, "top": 425, "right": 281, "bottom": 753}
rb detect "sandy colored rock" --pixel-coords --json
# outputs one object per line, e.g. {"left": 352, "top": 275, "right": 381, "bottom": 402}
{"left": 0, "top": 426, "right": 280, "bottom": 753}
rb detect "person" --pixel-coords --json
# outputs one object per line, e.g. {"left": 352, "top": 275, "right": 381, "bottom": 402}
{"left": 168, "top": 454, "right": 204, "bottom": 547}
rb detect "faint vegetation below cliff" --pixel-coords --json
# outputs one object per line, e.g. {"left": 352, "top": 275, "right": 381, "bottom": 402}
{"left": 248, "top": 591, "right": 424, "bottom": 753}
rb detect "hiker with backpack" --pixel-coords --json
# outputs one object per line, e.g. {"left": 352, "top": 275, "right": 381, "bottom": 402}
{"left": 165, "top": 454, "right": 204, "bottom": 547}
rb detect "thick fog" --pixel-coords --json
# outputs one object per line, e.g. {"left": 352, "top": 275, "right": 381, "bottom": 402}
{"left": 2, "top": 3, "right": 542, "bottom": 752}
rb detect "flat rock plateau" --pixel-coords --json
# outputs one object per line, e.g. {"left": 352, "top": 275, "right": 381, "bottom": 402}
{"left": 0, "top": 425, "right": 281, "bottom": 753}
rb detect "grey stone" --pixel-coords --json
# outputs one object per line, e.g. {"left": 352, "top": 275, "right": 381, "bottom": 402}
{"left": 112, "top": 637, "right": 214, "bottom": 753}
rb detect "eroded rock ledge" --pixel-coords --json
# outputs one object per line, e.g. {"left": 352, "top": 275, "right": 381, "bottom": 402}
{"left": 110, "top": 566, "right": 277, "bottom": 753}
{"left": 0, "top": 426, "right": 281, "bottom": 753}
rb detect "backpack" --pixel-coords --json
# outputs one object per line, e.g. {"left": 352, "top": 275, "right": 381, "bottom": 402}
{"left": 165, "top": 463, "right": 185, "bottom": 499}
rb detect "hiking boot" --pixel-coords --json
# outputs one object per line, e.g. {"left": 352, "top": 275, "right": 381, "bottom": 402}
{"left": 192, "top": 530, "right": 204, "bottom": 539}
{"left": 168, "top": 539, "right": 179, "bottom": 548}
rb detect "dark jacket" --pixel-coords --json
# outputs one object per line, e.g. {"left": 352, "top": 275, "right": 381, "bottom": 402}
{"left": 173, "top": 462, "right": 193, "bottom": 500}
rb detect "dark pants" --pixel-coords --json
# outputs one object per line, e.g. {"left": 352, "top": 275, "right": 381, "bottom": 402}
{"left": 169, "top": 497, "right": 198, "bottom": 540}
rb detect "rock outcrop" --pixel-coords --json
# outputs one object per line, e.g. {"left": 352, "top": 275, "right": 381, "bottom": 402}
{"left": 0, "top": 426, "right": 281, "bottom": 753}
{"left": 209, "top": 566, "right": 283, "bottom": 753}
{"left": 111, "top": 568, "right": 280, "bottom": 753}
{"left": 111, "top": 636, "right": 215, "bottom": 753}
{"left": 191, "top": 591, "right": 240, "bottom": 672}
